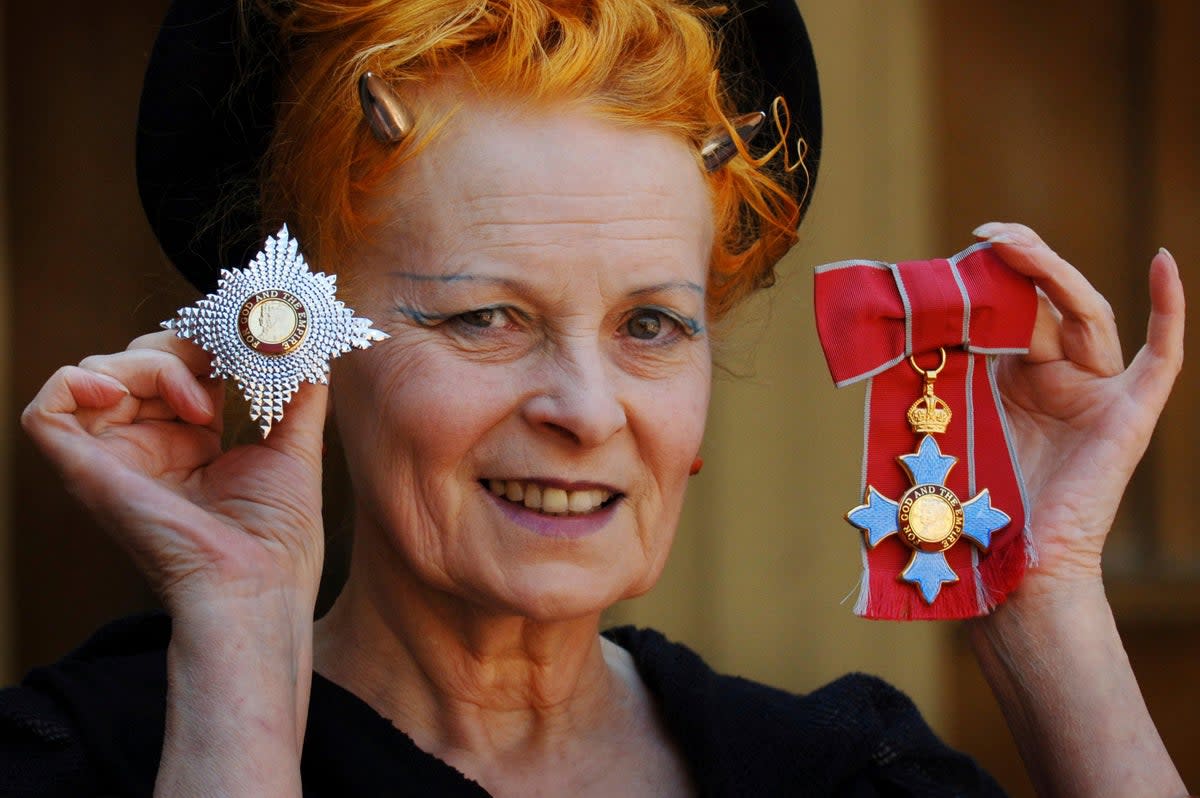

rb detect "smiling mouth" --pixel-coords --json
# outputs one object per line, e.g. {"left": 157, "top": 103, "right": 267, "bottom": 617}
{"left": 484, "top": 479, "right": 618, "bottom": 516}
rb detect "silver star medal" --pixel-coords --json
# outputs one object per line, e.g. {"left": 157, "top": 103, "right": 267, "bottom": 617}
{"left": 162, "top": 225, "right": 388, "bottom": 437}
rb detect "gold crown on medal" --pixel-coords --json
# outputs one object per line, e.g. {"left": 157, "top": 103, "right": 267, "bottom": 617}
{"left": 907, "top": 394, "right": 953, "bottom": 434}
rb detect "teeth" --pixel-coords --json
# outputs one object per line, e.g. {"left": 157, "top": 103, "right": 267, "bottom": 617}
{"left": 487, "top": 480, "right": 613, "bottom": 515}
{"left": 568, "top": 490, "right": 592, "bottom": 513}
{"left": 543, "top": 488, "right": 568, "bottom": 514}
{"left": 505, "top": 481, "right": 524, "bottom": 502}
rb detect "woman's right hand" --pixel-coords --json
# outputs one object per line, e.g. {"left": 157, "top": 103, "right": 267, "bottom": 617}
{"left": 20, "top": 329, "right": 328, "bottom": 611}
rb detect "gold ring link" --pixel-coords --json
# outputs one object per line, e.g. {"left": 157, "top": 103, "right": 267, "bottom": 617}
{"left": 908, "top": 347, "right": 947, "bottom": 379}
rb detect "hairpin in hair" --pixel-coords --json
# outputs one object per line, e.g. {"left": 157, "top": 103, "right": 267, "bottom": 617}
{"left": 700, "top": 111, "right": 767, "bottom": 172}
{"left": 358, "top": 72, "right": 414, "bottom": 144}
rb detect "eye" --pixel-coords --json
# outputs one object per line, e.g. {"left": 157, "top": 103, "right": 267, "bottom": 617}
{"left": 450, "top": 306, "right": 522, "bottom": 332}
{"left": 625, "top": 309, "right": 668, "bottom": 340}
{"left": 619, "top": 306, "right": 703, "bottom": 347}
{"left": 457, "top": 307, "right": 504, "bottom": 328}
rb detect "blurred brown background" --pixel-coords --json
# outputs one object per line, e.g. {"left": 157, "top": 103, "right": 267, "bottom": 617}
{"left": 1, "top": 2, "right": 1197, "bottom": 795}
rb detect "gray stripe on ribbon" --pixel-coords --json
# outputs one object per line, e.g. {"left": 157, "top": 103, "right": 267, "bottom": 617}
{"left": 889, "top": 262, "right": 914, "bottom": 356}
{"left": 986, "top": 355, "right": 1037, "bottom": 565}
{"left": 965, "top": 354, "right": 977, "bottom": 495}
{"left": 964, "top": 352, "right": 984, "bottom": 609}
{"left": 813, "top": 259, "right": 891, "bottom": 274}
{"left": 972, "top": 548, "right": 989, "bottom": 613}
{"left": 970, "top": 346, "right": 1028, "bottom": 355}
{"left": 853, "top": 542, "right": 871, "bottom": 616}
{"left": 833, "top": 354, "right": 906, "bottom": 389}
{"left": 860, "top": 378, "right": 872, "bottom": 496}
{"left": 854, "top": 378, "right": 874, "bottom": 617}
{"left": 965, "top": 355, "right": 986, "bottom": 614}
{"left": 947, "top": 250, "right": 973, "bottom": 346}
{"left": 955, "top": 240, "right": 993, "bottom": 258}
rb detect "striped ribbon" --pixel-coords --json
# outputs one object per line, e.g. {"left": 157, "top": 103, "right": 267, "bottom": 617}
{"left": 813, "top": 243, "right": 1038, "bottom": 619}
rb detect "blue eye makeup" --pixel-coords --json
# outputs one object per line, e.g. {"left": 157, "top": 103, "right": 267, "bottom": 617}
{"left": 623, "top": 306, "right": 704, "bottom": 342}
{"left": 394, "top": 303, "right": 525, "bottom": 334}
{"left": 393, "top": 305, "right": 447, "bottom": 326}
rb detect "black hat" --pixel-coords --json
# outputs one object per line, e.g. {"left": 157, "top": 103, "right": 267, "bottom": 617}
{"left": 136, "top": 0, "right": 821, "bottom": 293}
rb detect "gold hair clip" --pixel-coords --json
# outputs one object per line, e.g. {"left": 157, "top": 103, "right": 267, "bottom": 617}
{"left": 358, "top": 72, "right": 414, "bottom": 144}
{"left": 701, "top": 111, "right": 767, "bottom": 172}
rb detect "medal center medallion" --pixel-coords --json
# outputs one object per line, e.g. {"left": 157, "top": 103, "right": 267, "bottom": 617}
{"left": 898, "top": 484, "right": 964, "bottom": 552}
{"left": 238, "top": 290, "right": 310, "bottom": 355}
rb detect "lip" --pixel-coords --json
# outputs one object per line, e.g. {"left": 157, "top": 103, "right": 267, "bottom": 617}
{"left": 483, "top": 483, "right": 620, "bottom": 539}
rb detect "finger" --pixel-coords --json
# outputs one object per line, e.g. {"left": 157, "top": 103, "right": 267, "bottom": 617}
{"left": 1145, "top": 248, "right": 1185, "bottom": 361}
{"left": 129, "top": 330, "right": 215, "bottom": 375}
{"left": 1026, "top": 290, "right": 1066, "bottom": 364}
{"left": 71, "top": 382, "right": 223, "bottom": 437}
{"left": 21, "top": 366, "right": 131, "bottom": 460}
{"left": 973, "top": 222, "right": 1123, "bottom": 376}
{"left": 201, "top": 377, "right": 226, "bottom": 435}
{"left": 259, "top": 381, "right": 329, "bottom": 465}
{"left": 23, "top": 365, "right": 128, "bottom": 421}
{"left": 117, "top": 398, "right": 192, "bottom": 424}
{"left": 1126, "top": 248, "right": 1185, "bottom": 404}
{"left": 120, "top": 331, "right": 224, "bottom": 429}
{"left": 78, "top": 349, "right": 215, "bottom": 427}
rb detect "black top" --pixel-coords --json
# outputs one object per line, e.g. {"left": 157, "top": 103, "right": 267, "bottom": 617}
{"left": 0, "top": 613, "right": 1004, "bottom": 796}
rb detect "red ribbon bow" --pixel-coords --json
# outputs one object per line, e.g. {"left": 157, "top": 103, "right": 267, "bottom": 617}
{"left": 814, "top": 243, "right": 1038, "bottom": 619}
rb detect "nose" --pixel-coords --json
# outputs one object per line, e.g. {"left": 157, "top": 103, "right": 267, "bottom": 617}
{"left": 521, "top": 341, "right": 626, "bottom": 448}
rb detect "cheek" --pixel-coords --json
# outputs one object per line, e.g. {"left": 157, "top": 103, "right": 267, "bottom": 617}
{"left": 632, "top": 356, "right": 711, "bottom": 500}
{"left": 652, "top": 351, "right": 711, "bottom": 452}
{"left": 333, "top": 342, "right": 524, "bottom": 502}
{"left": 621, "top": 363, "right": 710, "bottom": 595}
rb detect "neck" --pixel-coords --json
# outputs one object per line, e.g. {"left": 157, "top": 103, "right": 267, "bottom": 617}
{"left": 312, "top": 533, "right": 635, "bottom": 764}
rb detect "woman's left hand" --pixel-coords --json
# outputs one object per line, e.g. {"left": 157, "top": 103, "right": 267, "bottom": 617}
{"left": 974, "top": 221, "right": 1185, "bottom": 600}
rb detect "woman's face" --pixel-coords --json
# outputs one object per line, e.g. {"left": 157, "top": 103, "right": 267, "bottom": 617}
{"left": 333, "top": 98, "right": 713, "bottom": 620}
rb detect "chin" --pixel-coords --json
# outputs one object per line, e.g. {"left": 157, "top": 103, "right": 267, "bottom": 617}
{"left": 482, "top": 562, "right": 654, "bottom": 623}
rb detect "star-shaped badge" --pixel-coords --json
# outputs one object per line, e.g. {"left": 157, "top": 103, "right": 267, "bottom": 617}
{"left": 162, "top": 225, "right": 388, "bottom": 437}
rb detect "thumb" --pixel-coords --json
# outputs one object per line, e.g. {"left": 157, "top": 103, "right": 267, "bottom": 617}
{"left": 260, "top": 381, "right": 329, "bottom": 464}
{"left": 1127, "top": 248, "right": 1185, "bottom": 408}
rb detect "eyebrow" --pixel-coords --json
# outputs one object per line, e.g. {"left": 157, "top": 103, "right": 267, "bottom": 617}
{"left": 388, "top": 272, "right": 704, "bottom": 299}
{"left": 628, "top": 280, "right": 705, "bottom": 297}
{"left": 387, "top": 271, "right": 517, "bottom": 287}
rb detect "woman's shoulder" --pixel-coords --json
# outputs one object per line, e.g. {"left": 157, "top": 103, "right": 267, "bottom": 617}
{"left": 1, "top": 613, "right": 491, "bottom": 797}
{"left": 0, "top": 680, "right": 99, "bottom": 797}
{"left": 0, "top": 612, "right": 170, "bottom": 796}
{"left": 604, "top": 625, "right": 1006, "bottom": 797}
{"left": 603, "top": 624, "right": 929, "bottom": 729}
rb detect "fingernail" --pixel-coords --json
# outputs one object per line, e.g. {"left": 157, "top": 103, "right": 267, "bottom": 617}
{"left": 972, "top": 223, "right": 1003, "bottom": 238}
{"left": 988, "top": 232, "right": 1026, "bottom": 246}
{"left": 1158, "top": 246, "right": 1173, "bottom": 260}
{"left": 95, "top": 373, "right": 130, "bottom": 395}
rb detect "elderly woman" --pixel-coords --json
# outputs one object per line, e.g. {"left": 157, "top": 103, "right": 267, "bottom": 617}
{"left": 5, "top": 0, "right": 1189, "bottom": 795}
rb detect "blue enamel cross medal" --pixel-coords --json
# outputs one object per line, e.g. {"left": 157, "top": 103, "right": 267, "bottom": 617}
{"left": 846, "top": 350, "right": 1011, "bottom": 603}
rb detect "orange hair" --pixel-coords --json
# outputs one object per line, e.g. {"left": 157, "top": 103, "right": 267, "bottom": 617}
{"left": 256, "top": 0, "right": 805, "bottom": 320}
